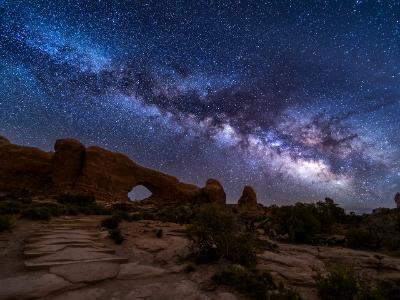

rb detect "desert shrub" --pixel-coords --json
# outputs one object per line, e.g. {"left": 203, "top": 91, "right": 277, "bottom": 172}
{"left": 156, "top": 205, "right": 196, "bottom": 224}
{"left": 0, "top": 201, "right": 23, "bottom": 214}
{"left": 111, "top": 202, "right": 130, "bottom": 211}
{"left": 109, "top": 228, "right": 124, "bottom": 244}
{"left": 21, "top": 204, "right": 52, "bottom": 220}
{"left": 316, "top": 266, "right": 358, "bottom": 300}
{"left": 187, "top": 204, "right": 256, "bottom": 266}
{"left": 130, "top": 212, "right": 142, "bottom": 221}
{"left": 346, "top": 210, "right": 400, "bottom": 251}
{"left": 346, "top": 227, "right": 378, "bottom": 249}
{"left": 101, "top": 217, "right": 119, "bottom": 229}
{"left": 270, "top": 203, "right": 321, "bottom": 243}
{"left": 316, "top": 266, "right": 386, "bottom": 300}
{"left": 111, "top": 210, "right": 131, "bottom": 222}
{"left": 58, "top": 204, "right": 80, "bottom": 215}
{"left": 213, "top": 264, "right": 300, "bottom": 300}
{"left": 184, "top": 262, "right": 196, "bottom": 272}
{"left": 0, "top": 216, "right": 12, "bottom": 232}
{"left": 56, "top": 193, "right": 95, "bottom": 206}
{"left": 377, "top": 278, "right": 400, "bottom": 300}
{"left": 155, "top": 228, "right": 163, "bottom": 238}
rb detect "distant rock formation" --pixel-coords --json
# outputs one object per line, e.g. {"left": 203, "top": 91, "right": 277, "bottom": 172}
{"left": 395, "top": 192, "right": 400, "bottom": 209}
{"left": 237, "top": 185, "right": 258, "bottom": 210}
{"left": 201, "top": 179, "right": 226, "bottom": 206}
{"left": 0, "top": 136, "right": 226, "bottom": 205}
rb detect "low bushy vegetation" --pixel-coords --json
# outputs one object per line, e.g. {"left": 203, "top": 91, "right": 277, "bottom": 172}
{"left": 213, "top": 264, "right": 301, "bottom": 300}
{"left": 316, "top": 265, "right": 388, "bottom": 300}
{"left": 101, "top": 216, "right": 120, "bottom": 229}
{"left": 0, "top": 216, "right": 12, "bottom": 232}
{"left": 126, "top": 204, "right": 198, "bottom": 223}
{"left": 109, "top": 228, "right": 124, "bottom": 244}
{"left": 346, "top": 210, "right": 400, "bottom": 251}
{"left": 269, "top": 198, "right": 346, "bottom": 243}
{"left": 266, "top": 198, "right": 400, "bottom": 252}
{"left": 21, "top": 204, "right": 53, "bottom": 220}
{"left": 0, "top": 201, "right": 23, "bottom": 215}
{"left": 187, "top": 204, "right": 257, "bottom": 266}
{"left": 56, "top": 193, "right": 96, "bottom": 206}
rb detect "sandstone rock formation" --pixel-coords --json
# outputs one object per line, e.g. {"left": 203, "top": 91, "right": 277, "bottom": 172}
{"left": 395, "top": 192, "right": 400, "bottom": 209}
{"left": 0, "top": 136, "right": 226, "bottom": 205}
{"left": 237, "top": 185, "right": 258, "bottom": 210}
{"left": 200, "top": 179, "right": 226, "bottom": 206}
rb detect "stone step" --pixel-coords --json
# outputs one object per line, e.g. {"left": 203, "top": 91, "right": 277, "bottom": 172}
{"left": 25, "top": 247, "right": 122, "bottom": 263}
{"left": 25, "top": 257, "right": 129, "bottom": 270}
{"left": 25, "top": 240, "right": 106, "bottom": 249}
{"left": 27, "top": 234, "right": 100, "bottom": 242}
{"left": 24, "top": 243, "right": 110, "bottom": 253}
{"left": 24, "top": 247, "right": 115, "bottom": 258}
{"left": 32, "top": 231, "right": 99, "bottom": 236}
{"left": 46, "top": 225, "right": 99, "bottom": 229}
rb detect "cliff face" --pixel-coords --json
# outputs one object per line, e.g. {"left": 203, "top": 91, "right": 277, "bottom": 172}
{"left": 0, "top": 136, "right": 226, "bottom": 205}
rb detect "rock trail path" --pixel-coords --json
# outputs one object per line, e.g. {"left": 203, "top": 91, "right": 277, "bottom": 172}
{"left": 0, "top": 217, "right": 131, "bottom": 299}
{"left": 0, "top": 217, "right": 217, "bottom": 300}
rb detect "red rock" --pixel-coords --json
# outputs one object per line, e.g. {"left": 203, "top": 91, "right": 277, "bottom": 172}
{"left": 237, "top": 185, "right": 258, "bottom": 210}
{"left": 0, "top": 136, "right": 226, "bottom": 205}
{"left": 0, "top": 138, "right": 53, "bottom": 193}
{"left": 200, "top": 179, "right": 226, "bottom": 206}
{"left": 395, "top": 192, "right": 400, "bottom": 209}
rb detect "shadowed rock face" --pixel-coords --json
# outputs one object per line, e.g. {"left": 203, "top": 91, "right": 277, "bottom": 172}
{"left": 237, "top": 185, "right": 258, "bottom": 210}
{"left": 395, "top": 193, "right": 400, "bottom": 209}
{"left": 0, "top": 136, "right": 226, "bottom": 205}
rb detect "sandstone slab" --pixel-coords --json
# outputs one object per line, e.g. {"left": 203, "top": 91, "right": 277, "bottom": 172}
{"left": 0, "top": 273, "right": 75, "bottom": 299}
{"left": 117, "top": 262, "right": 168, "bottom": 280}
{"left": 50, "top": 262, "right": 120, "bottom": 283}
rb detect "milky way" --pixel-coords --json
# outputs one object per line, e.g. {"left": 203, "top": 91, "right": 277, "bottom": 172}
{"left": 1, "top": 0, "right": 399, "bottom": 211}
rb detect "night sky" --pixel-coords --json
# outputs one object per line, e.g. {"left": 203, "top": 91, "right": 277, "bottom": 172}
{"left": 1, "top": 1, "right": 399, "bottom": 211}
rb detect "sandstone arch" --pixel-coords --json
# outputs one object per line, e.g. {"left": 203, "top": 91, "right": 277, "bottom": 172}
{"left": 128, "top": 185, "right": 152, "bottom": 201}
{"left": 0, "top": 136, "right": 227, "bottom": 206}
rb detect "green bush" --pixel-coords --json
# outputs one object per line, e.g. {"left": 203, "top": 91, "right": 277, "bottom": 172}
{"left": 101, "top": 217, "right": 119, "bottom": 229}
{"left": 0, "top": 216, "right": 12, "bottom": 232}
{"left": 316, "top": 266, "right": 358, "bottom": 300}
{"left": 155, "top": 228, "right": 163, "bottom": 238}
{"left": 109, "top": 228, "right": 124, "bottom": 244}
{"left": 268, "top": 198, "right": 347, "bottom": 244}
{"left": 56, "top": 193, "right": 95, "bottom": 206}
{"left": 0, "top": 201, "right": 23, "bottom": 214}
{"left": 111, "top": 210, "right": 131, "bottom": 222}
{"left": 187, "top": 204, "right": 257, "bottom": 266}
{"left": 346, "top": 228, "right": 378, "bottom": 249}
{"left": 213, "top": 264, "right": 300, "bottom": 300}
{"left": 316, "top": 266, "right": 386, "bottom": 300}
{"left": 184, "top": 262, "right": 196, "bottom": 273}
{"left": 21, "top": 204, "right": 52, "bottom": 220}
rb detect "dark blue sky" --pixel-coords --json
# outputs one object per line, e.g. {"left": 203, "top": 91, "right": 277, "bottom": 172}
{"left": 1, "top": 0, "right": 399, "bottom": 211}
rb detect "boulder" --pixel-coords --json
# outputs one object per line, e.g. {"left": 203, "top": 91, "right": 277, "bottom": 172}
{"left": 237, "top": 185, "right": 258, "bottom": 210}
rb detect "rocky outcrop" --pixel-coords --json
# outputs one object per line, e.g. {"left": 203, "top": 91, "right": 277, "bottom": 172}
{"left": 237, "top": 185, "right": 258, "bottom": 210}
{"left": 200, "top": 179, "right": 226, "bottom": 206}
{"left": 0, "top": 136, "right": 226, "bottom": 205}
{"left": 395, "top": 192, "right": 400, "bottom": 209}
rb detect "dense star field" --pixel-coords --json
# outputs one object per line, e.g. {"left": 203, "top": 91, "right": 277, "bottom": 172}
{"left": 0, "top": 1, "right": 399, "bottom": 211}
